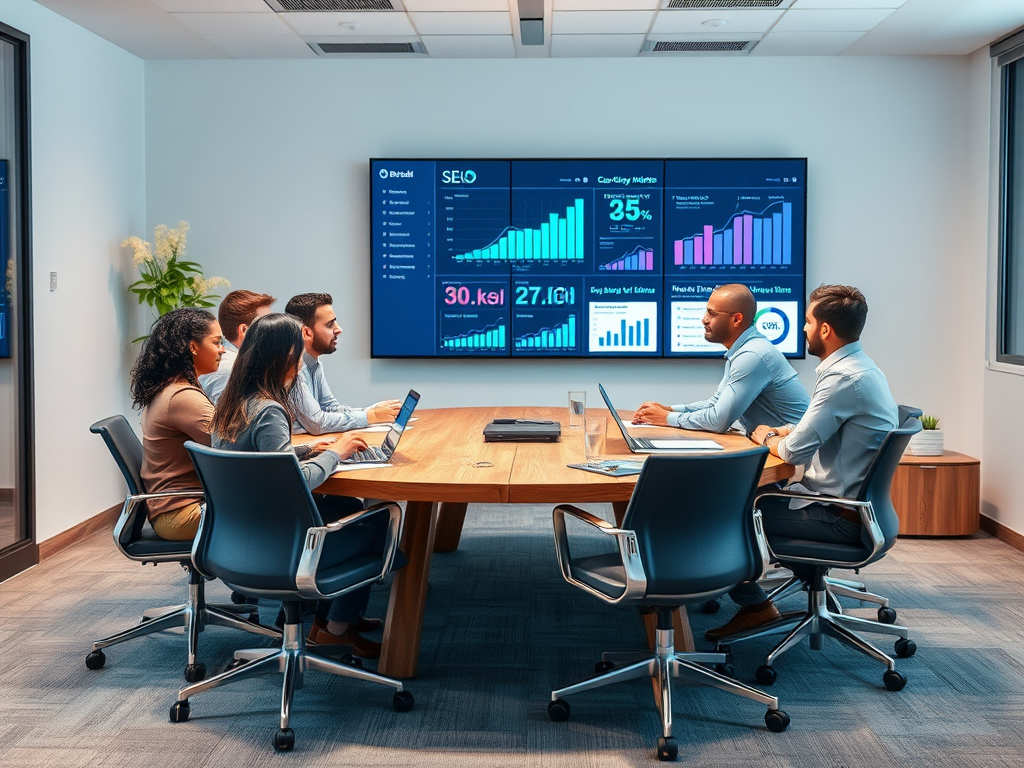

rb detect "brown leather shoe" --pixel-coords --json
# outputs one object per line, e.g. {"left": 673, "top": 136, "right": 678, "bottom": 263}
{"left": 312, "top": 627, "right": 382, "bottom": 659}
{"left": 352, "top": 616, "right": 383, "bottom": 633}
{"left": 704, "top": 601, "right": 782, "bottom": 642}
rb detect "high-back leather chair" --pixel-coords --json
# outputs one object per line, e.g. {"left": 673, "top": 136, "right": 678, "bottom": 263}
{"left": 714, "top": 417, "right": 922, "bottom": 691}
{"left": 169, "top": 443, "right": 413, "bottom": 752}
{"left": 547, "top": 448, "right": 789, "bottom": 762}
{"left": 88, "top": 416, "right": 278, "bottom": 681}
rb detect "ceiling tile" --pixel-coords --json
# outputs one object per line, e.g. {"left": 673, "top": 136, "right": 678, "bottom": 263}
{"left": 153, "top": 0, "right": 270, "bottom": 11}
{"left": 421, "top": 34, "right": 516, "bottom": 57}
{"left": 410, "top": 12, "right": 512, "bottom": 35}
{"left": 650, "top": 9, "right": 783, "bottom": 35}
{"left": 752, "top": 30, "right": 864, "bottom": 54}
{"left": 280, "top": 11, "right": 417, "bottom": 36}
{"left": 552, "top": 11, "right": 655, "bottom": 35}
{"left": 205, "top": 34, "right": 317, "bottom": 58}
{"left": 171, "top": 12, "right": 294, "bottom": 36}
{"left": 404, "top": 0, "right": 509, "bottom": 10}
{"left": 550, "top": 33, "right": 645, "bottom": 57}
{"left": 772, "top": 8, "right": 896, "bottom": 33}
{"left": 793, "top": 0, "right": 907, "bottom": 8}
{"left": 555, "top": 0, "right": 658, "bottom": 9}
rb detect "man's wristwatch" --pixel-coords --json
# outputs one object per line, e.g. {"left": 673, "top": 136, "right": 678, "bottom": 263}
{"left": 762, "top": 430, "right": 780, "bottom": 446}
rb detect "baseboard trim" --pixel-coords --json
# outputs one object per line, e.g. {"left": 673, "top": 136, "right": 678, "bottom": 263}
{"left": 38, "top": 504, "right": 120, "bottom": 562}
{"left": 980, "top": 514, "right": 1024, "bottom": 554}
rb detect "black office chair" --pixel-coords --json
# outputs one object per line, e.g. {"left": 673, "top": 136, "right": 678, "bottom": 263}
{"left": 170, "top": 443, "right": 413, "bottom": 752}
{"left": 88, "top": 416, "right": 279, "bottom": 681}
{"left": 714, "top": 417, "right": 921, "bottom": 691}
{"left": 547, "top": 448, "right": 789, "bottom": 762}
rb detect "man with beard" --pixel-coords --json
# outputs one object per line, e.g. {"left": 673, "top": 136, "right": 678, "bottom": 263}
{"left": 285, "top": 293, "right": 402, "bottom": 435}
{"left": 706, "top": 284, "right": 899, "bottom": 640}
{"left": 633, "top": 283, "right": 808, "bottom": 435}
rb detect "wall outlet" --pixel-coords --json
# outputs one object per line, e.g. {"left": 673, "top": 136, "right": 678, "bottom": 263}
{"left": 49, "top": 271, "right": 57, "bottom": 291}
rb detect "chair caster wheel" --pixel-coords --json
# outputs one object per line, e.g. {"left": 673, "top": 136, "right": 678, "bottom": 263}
{"left": 755, "top": 665, "right": 777, "bottom": 686}
{"left": 702, "top": 599, "right": 721, "bottom": 614}
{"left": 393, "top": 690, "right": 415, "bottom": 712}
{"left": 230, "top": 591, "right": 248, "bottom": 604}
{"left": 765, "top": 709, "right": 790, "bottom": 732}
{"left": 656, "top": 736, "right": 678, "bottom": 761}
{"left": 894, "top": 638, "right": 916, "bottom": 658}
{"left": 877, "top": 606, "right": 898, "bottom": 624}
{"left": 714, "top": 663, "right": 735, "bottom": 678}
{"left": 85, "top": 650, "right": 106, "bottom": 670}
{"left": 594, "top": 660, "right": 615, "bottom": 674}
{"left": 273, "top": 727, "right": 295, "bottom": 751}
{"left": 185, "top": 663, "right": 206, "bottom": 682}
{"left": 548, "top": 699, "right": 570, "bottom": 722}
{"left": 883, "top": 670, "right": 907, "bottom": 691}
{"left": 169, "top": 700, "right": 190, "bottom": 723}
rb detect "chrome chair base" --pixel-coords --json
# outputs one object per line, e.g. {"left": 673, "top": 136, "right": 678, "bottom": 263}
{"left": 760, "top": 567, "right": 891, "bottom": 610}
{"left": 173, "top": 620, "right": 408, "bottom": 747}
{"left": 551, "top": 626, "right": 785, "bottom": 741}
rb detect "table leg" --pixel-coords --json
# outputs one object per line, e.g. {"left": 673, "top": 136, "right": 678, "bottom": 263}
{"left": 379, "top": 500, "right": 439, "bottom": 679}
{"left": 433, "top": 502, "right": 469, "bottom": 553}
{"left": 612, "top": 500, "right": 629, "bottom": 527}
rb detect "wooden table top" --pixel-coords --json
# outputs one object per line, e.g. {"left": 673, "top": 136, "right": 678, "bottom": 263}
{"left": 297, "top": 406, "right": 794, "bottom": 504}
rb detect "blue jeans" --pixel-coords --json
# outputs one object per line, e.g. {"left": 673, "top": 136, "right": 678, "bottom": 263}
{"left": 313, "top": 495, "right": 388, "bottom": 625}
{"left": 729, "top": 496, "right": 862, "bottom": 607}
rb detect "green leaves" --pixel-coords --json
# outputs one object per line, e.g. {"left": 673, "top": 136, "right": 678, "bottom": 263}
{"left": 920, "top": 414, "right": 940, "bottom": 430}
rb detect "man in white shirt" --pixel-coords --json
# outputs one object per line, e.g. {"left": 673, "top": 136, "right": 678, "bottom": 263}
{"left": 199, "top": 290, "right": 276, "bottom": 404}
{"left": 285, "top": 292, "right": 401, "bottom": 434}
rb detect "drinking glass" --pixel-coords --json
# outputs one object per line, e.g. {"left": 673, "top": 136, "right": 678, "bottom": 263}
{"left": 585, "top": 417, "right": 607, "bottom": 464}
{"left": 568, "top": 390, "right": 586, "bottom": 429}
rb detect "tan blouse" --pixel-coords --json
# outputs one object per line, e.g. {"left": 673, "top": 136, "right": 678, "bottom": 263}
{"left": 140, "top": 381, "right": 214, "bottom": 519}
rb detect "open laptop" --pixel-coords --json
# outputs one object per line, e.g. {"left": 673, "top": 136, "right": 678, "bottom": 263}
{"left": 598, "top": 384, "right": 723, "bottom": 454}
{"left": 343, "top": 389, "right": 420, "bottom": 463}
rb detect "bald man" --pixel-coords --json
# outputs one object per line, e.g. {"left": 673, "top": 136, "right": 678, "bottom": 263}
{"left": 633, "top": 284, "right": 809, "bottom": 435}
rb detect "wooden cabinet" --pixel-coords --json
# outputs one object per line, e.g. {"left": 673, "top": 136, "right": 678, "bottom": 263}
{"left": 891, "top": 451, "right": 980, "bottom": 536}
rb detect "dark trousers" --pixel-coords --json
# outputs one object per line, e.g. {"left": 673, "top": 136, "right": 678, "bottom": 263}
{"left": 729, "top": 496, "right": 862, "bottom": 607}
{"left": 313, "top": 495, "right": 388, "bottom": 625}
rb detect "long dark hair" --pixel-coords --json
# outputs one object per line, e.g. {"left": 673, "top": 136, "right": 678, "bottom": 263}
{"left": 212, "top": 313, "right": 305, "bottom": 443}
{"left": 130, "top": 307, "right": 216, "bottom": 409}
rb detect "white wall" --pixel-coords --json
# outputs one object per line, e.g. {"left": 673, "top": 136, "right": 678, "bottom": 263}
{"left": 145, "top": 55, "right": 976, "bottom": 442}
{"left": 0, "top": 0, "right": 145, "bottom": 542}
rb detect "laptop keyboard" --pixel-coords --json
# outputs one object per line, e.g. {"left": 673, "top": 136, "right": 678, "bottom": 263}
{"left": 350, "top": 446, "right": 387, "bottom": 462}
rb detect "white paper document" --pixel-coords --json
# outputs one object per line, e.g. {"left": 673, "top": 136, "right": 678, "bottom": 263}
{"left": 331, "top": 462, "right": 393, "bottom": 474}
{"left": 356, "top": 424, "right": 414, "bottom": 433}
{"left": 648, "top": 439, "right": 723, "bottom": 451}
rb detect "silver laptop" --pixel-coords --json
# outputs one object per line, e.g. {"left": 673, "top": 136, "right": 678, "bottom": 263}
{"left": 343, "top": 389, "right": 420, "bottom": 464}
{"left": 598, "top": 384, "right": 723, "bottom": 454}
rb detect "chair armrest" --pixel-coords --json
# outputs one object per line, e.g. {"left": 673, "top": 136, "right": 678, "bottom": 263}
{"left": 753, "top": 490, "right": 884, "bottom": 569}
{"left": 752, "top": 507, "right": 771, "bottom": 579}
{"left": 551, "top": 504, "right": 647, "bottom": 605}
{"left": 113, "top": 488, "right": 205, "bottom": 552}
{"left": 295, "top": 501, "right": 404, "bottom": 601}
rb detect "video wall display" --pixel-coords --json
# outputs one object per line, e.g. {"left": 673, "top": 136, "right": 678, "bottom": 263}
{"left": 371, "top": 158, "right": 806, "bottom": 359}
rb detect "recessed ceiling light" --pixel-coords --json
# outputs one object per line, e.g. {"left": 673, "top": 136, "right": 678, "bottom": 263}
{"left": 702, "top": 19, "right": 728, "bottom": 28}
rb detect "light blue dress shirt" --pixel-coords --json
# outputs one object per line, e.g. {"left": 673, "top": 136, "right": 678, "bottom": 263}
{"left": 199, "top": 338, "right": 237, "bottom": 406}
{"left": 667, "top": 326, "right": 810, "bottom": 434}
{"left": 778, "top": 341, "right": 898, "bottom": 502}
{"left": 290, "top": 352, "right": 369, "bottom": 435}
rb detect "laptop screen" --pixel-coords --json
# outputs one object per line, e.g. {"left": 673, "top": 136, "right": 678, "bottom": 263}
{"left": 598, "top": 384, "right": 634, "bottom": 445}
{"left": 380, "top": 389, "right": 420, "bottom": 457}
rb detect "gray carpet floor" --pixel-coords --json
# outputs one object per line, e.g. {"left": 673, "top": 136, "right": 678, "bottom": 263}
{"left": 2, "top": 502, "right": 1023, "bottom": 767}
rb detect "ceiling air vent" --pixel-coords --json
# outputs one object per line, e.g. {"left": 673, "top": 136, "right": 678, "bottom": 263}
{"left": 648, "top": 40, "right": 754, "bottom": 53}
{"left": 266, "top": 0, "right": 401, "bottom": 11}
{"left": 664, "top": 0, "right": 789, "bottom": 9}
{"left": 311, "top": 41, "right": 425, "bottom": 55}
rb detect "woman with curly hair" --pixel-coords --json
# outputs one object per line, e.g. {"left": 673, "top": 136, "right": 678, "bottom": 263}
{"left": 132, "top": 307, "right": 224, "bottom": 541}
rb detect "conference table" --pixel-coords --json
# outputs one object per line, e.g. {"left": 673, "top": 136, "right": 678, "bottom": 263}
{"left": 297, "top": 406, "right": 795, "bottom": 679}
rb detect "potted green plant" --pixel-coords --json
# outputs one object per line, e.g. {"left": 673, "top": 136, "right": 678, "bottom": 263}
{"left": 908, "top": 414, "right": 944, "bottom": 456}
{"left": 122, "top": 221, "right": 228, "bottom": 339}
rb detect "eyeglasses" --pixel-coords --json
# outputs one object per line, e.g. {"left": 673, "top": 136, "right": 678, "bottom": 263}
{"left": 704, "top": 307, "right": 739, "bottom": 319}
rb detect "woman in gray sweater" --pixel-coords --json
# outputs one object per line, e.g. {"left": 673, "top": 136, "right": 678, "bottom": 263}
{"left": 210, "top": 312, "right": 388, "bottom": 659}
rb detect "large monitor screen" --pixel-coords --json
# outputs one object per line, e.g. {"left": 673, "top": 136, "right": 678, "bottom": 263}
{"left": 371, "top": 158, "right": 806, "bottom": 359}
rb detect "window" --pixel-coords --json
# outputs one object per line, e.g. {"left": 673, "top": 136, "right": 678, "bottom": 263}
{"left": 995, "top": 29, "right": 1024, "bottom": 364}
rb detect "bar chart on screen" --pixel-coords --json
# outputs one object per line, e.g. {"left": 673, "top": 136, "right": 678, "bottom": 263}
{"left": 589, "top": 303, "right": 658, "bottom": 353}
{"left": 454, "top": 198, "right": 585, "bottom": 262}
{"left": 513, "top": 313, "right": 578, "bottom": 352}
{"left": 598, "top": 245, "right": 656, "bottom": 272}
{"left": 440, "top": 316, "right": 507, "bottom": 351}
{"left": 673, "top": 200, "right": 793, "bottom": 268}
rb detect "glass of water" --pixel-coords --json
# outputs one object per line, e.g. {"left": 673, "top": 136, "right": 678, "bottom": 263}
{"left": 568, "top": 390, "right": 586, "bottom": 429}
{"left": 585, "top": 417, "right": 607, "bottom": 464}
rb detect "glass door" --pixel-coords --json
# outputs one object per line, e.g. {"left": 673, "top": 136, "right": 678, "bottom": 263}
{"left": 0, "top": 22, "right": 34, "bottom": 581}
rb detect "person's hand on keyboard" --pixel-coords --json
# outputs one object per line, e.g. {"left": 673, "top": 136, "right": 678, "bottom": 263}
{"left": 324, "top": 433, "right": 369, "bottom": 462}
